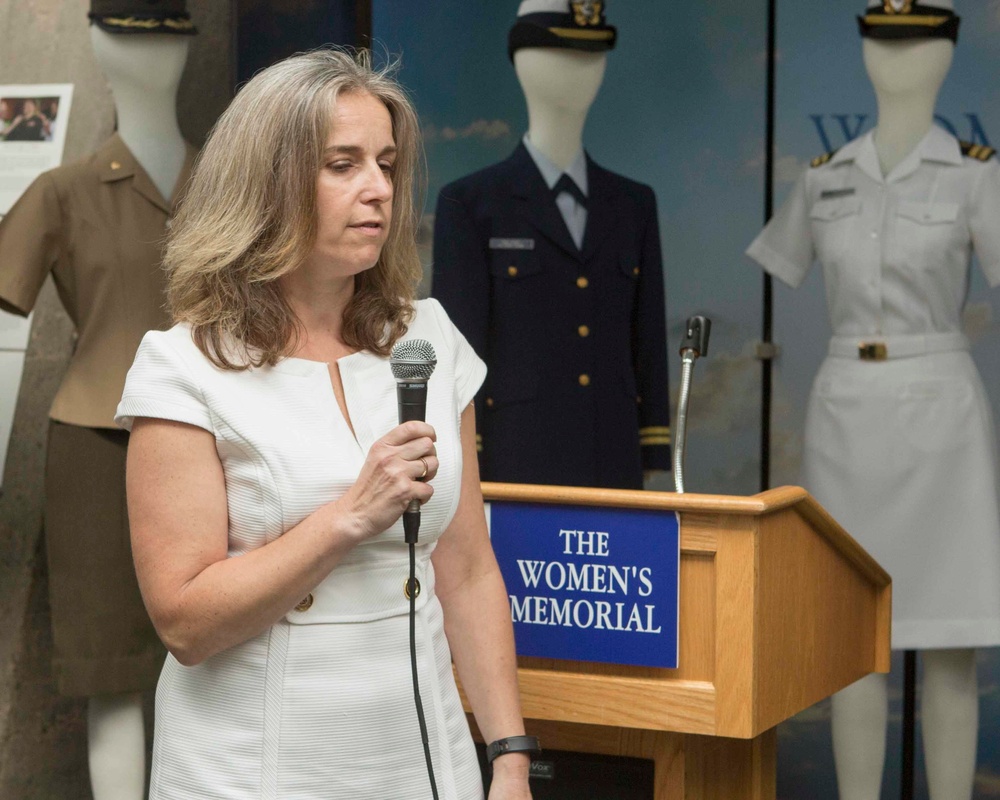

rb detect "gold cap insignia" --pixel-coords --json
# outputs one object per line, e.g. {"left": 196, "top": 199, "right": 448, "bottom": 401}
{"left": 571, "top": 1, "right": 602, "bottom": 27}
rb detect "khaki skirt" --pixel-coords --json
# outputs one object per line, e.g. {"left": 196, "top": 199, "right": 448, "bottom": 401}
{"left": 45, "top": 421, "right": 164, "bottom": 696}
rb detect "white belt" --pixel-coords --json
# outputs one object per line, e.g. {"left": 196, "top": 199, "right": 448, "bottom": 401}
{"left": 828, "top": 332, "right": 969, "bottom": 361}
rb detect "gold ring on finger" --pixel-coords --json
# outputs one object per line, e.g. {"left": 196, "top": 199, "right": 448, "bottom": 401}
{"left": 419, "top": 457, "right": 428, "bottom": 479}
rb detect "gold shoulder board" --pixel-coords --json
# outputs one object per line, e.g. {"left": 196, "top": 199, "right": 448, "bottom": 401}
{"left": 959, "top": 141, "right": 996, "bottom": 162}
{"left": 810, "top": 150, "right": 837, "bottom": 168}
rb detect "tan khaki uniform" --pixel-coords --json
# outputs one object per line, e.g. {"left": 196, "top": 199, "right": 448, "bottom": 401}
{"left": 0, "top": 133, "right": 195, "bottom": 428}
{"left": 0, "top": 134, "right": 195, "bottom": 695}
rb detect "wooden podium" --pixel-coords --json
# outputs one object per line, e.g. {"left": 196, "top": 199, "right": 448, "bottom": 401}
{"left": 462, "top": 482, "right": 891, "bottom": 799}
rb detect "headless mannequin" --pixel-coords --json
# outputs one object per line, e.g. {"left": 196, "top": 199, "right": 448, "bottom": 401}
{"left": 830, "top": 37, "right": 979, "bottom": 800}
{"left": 513, "top": 47, "right": 606, "bottom": 170}
{"left": 82, "top": 28, "right": 190, "bottom": 800}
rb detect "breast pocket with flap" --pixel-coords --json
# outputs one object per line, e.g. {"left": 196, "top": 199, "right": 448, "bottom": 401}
{"left": 810, "top": 196, "right": 862, "bottom": 265}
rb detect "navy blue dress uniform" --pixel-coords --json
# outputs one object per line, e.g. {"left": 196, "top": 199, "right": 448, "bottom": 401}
{"left": 432, "top": 143, "right": 670, "bottom": 489}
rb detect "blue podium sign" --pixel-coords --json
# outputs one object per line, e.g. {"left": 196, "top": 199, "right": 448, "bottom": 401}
{"left": 488, "top": 502, "right": 680, "bottom": 669}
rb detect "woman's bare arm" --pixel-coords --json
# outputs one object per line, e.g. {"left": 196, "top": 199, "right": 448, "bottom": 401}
{"left": 127, "top": 416, "right": 438, "bottom": 665}
{"left": 432, "top": 405, "right": 531, "bottom": 796}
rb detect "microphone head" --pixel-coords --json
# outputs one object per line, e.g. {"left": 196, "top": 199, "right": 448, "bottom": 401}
{"left": 390, "top": 339, "right": 437, "bottom": 380}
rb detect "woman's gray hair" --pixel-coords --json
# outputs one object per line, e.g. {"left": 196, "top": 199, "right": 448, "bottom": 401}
{"left": 166, "top": 47, "right": 424, "bottom": 368}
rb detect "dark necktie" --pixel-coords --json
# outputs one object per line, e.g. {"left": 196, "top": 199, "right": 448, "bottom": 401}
{"left": 552, "top": 174, "right": 588, "bottom": 208}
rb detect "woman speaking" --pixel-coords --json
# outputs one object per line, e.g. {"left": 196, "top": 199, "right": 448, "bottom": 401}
{"left": 116, "top": 49, "right": 531, "bottom": 799}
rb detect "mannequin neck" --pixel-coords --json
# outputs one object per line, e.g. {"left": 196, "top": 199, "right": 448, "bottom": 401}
{"left": 110, "top": 76, "right": 186, "bottom": 202}
{"left": 513, "top": 49, "right": 605, "bottom": 171}
{"left": 872, "top": 91, "right": 936, "bottom": 175}
{"left": 90, "top": 28, "right": 189, "bottom": 202}
{"left": 863, "top": 37, "right": 952, "bottom": 177}
{"left": 524, "top": 104, "right": 586, "bottom": 172}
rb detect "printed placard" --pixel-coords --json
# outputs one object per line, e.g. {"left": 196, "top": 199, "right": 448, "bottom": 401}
{"left": 488, "top": 501, "right": 680, "bottom": 669}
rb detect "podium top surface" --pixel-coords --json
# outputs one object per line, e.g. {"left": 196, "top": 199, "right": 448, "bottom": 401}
{"left": 482, "top": 481, "right": 809, "bottom": 515}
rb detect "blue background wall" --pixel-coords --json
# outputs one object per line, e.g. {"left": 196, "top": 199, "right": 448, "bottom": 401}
{"left": 372, "top": 1, "right": 1000, "bottom": 796}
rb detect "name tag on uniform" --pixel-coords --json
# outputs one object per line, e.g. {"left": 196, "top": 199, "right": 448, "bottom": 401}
{"left": 820, "top": 188, "right": 856, "bottom": 199}
{"left": 489, "top": 237, "right": 535, "bottom": 250}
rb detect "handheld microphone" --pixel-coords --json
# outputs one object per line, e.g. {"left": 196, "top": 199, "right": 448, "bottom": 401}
{"left": 390, "top": 339, "right": 437, "bottom": 543}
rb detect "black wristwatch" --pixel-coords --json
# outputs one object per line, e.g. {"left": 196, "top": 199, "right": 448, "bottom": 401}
{"left": 486, "top": 735, "right": 542, "bottom": 764}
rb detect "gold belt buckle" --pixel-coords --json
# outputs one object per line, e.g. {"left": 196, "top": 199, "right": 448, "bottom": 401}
{"left": 858, "top": 342, "right": 888, "bottom": 361}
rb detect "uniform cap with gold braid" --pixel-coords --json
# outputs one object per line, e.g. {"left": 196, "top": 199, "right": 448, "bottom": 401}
{"left": 858, "top": 0, "right": 959, "bottom": 43}
{"left": 508, "top": 0, "right": 617, "bottom": 61}
{"left": 89, "top": 0, "right": 197, "bottom": 35}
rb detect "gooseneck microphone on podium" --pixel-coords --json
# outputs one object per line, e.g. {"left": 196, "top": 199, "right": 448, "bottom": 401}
{"left": 388, "top": 338, "right": 440, "bottom": 800}
{"left": 673, "top": 316, "right": 712, "bottom": 494}
{"left": 389, "top": 339, "right": 437, "bottom": 544}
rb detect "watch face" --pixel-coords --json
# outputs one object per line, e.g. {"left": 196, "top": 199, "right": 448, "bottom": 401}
{"left": 884, "top": 0, "right": 914, "bottom": 13}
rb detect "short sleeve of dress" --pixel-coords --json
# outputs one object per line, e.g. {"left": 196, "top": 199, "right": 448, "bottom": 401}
{"left": 115, "top": 329, "right": 214, "bottom": 433}
{"left": 968, "top": 158, "right": 1000, "bottom": 288}
{"left": 425, "top": 297, "right": 487, "bottom": 411}
{"left": 745, "top": 170, "right": 815, "bottom": 289}
{"left": 0, "top": 171, "right": 63, "bottom": 315}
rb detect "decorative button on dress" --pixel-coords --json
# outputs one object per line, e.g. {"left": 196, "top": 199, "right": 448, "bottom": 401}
{"left": 116, "top": 298, "right": 487, "bottom": 799}
{"left": 747, "top": 126, "right": 1000, "bottom": 649}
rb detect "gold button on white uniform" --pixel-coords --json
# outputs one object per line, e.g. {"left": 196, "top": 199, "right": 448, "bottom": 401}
{"left": 294, "top": 594, "right": 314, "bottom": 612}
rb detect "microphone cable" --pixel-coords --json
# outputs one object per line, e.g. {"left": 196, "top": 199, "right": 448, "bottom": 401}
{"left": 408, "top": 542, "right": 439, "bottom": 800}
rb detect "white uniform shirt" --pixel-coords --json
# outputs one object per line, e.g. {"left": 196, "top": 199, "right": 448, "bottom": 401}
{"left": 747, "top": 125, "right": 1000, "bottom": 338}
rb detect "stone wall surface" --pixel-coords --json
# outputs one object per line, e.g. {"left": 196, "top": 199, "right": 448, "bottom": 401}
{"left": 0, "top": 2, "right": 232, "bottom": 796}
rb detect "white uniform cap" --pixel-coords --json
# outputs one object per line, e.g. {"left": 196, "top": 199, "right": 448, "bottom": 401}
{"left": 517, "top": 0, "right": 571, "bottom": 14}
{"left": 508, "top": 0, "right": 616, "bottom": 60}
{"left": 866, "top": 0, "right": 953, "bottom": 9}
{"left": 859, "top": 0, "right": 959, "bottom": 41}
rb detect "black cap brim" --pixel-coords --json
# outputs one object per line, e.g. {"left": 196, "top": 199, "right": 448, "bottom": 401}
{"left": 89, "top": 13, "right": 197, "bottom": 35}
{"left": 858, "top": 12, "right": 959, "bottom": 42}
{"left": 508, "top": 18, "right": 617, "bottom": 61}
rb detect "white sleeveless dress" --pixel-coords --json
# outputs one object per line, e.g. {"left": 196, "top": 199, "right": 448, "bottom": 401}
{"left": 116, "top": 298, "right": 487, "bottom": 799}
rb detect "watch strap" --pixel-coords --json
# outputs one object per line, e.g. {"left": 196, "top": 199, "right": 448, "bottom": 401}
{"left": 486, "top": 735, "right": 542, "bottom": 764}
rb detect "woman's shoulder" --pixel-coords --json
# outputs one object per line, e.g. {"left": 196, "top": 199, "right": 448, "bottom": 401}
{"left": 135, "top": 322, "right": 223, "bottom": 377}
{"left": 405, "top": 298, "right": 485, "bottom": 398}
{"left": 408, "top": 297, "right": 451, "bottom": 337}
{"left": 140, "top": 322, "right": 200, "bottom": 356}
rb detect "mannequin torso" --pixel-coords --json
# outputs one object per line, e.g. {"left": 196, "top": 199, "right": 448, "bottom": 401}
{"left": 433, "top": 44, "right": 671, "bottom": 488}
{"left": 750, "top": 21, "right": 998, "bottom": 800}
{"left": 90, "top": 26, "right": 189, "bottom": 202}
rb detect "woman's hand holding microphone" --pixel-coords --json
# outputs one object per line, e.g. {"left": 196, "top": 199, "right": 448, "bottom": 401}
{"left": 336, "top": 420, "right": 439, "bottom": 542}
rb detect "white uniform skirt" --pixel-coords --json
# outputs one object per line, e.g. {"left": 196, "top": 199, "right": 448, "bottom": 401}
{"left": 802, "top": 344, "right": 1000, "bottom": 650}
